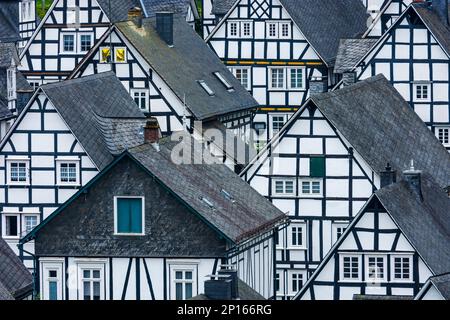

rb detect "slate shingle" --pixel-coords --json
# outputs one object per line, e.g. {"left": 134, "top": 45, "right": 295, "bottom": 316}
{"left": 141, "top": 0, "right": 198, "bottom": 18}
{"left": 428, "top": 273, "right": 450, "bottom": 299}
{"left": 96, "top": 0, "right": 142, "bottom": 22}
{"left": 334, "top": 39, "right": 378, "bottom": 73}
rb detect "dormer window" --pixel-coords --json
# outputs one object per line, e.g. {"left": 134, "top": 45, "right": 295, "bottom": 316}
{"left": 213, "top": 72, "right": 234, "bottom": 91}
{"left": 198, "top": 80, "right": 215, "bottom": 96}
{"left": 114, "top": 197, "right": 145, "bottom": 235}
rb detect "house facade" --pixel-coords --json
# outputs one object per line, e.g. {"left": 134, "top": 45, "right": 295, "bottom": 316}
{"left": 240, "top": 75, "right": 450, "bottom": 299}
{"left": 0, "top": 72, "right": 145, "bottom": 268}
{"left": 205, "top": 0, "right": 368, "bottom": 147}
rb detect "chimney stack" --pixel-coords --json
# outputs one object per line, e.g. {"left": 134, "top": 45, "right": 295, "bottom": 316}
{"left": 128, "top": 7, "right": 143, "bottom": 28}
{"left": 218, "top": 265, "right": 239, "bottom": 299}
{"left": 380, "top": 163, "right": 397, "bottom": 188}
{"left": 204, "top": 274, "right": 233, "bottom": 300}
{"left": 342, "top": 71, "right": 357, "bottom": 87}
{"left": 144, "top": 118, "right": 162, "bottom": 147}
{"left": 156, "top": 12, "right": 174, "bottom": 46}
{"left": 403, "top": 160, "right": 423, "bottom": 201}
{"left": 431, "top": 0, "right": 449, "bottom": 26}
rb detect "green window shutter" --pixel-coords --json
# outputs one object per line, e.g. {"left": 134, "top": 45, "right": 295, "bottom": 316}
{"left": 117, "top": 198, "right": 143, "bottom": 234}
{"left": 310, "top": 156, "right": 325, "bottom": 178}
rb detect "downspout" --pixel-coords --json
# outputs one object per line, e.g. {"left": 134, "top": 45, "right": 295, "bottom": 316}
{"left": 18, "top": 242, "right": 38, "bottom": 300}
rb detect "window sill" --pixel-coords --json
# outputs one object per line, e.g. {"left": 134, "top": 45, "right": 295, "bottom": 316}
{"left": 299, "top": 194, "right": 323, "bottom": 198}
{"left": 2, "top": 236, "right": 20, "bottom": 240}
{"left": 57, "top": 183, "right": 81, "bottom": 187}
{"left": 7, "top": 182, "right": 30, "bottom": 187}
{"left": 286, "top": 246, "right": 307, "bottom": 251}
{"left": 113, "top": 233, "right": 145, "bottom": 237}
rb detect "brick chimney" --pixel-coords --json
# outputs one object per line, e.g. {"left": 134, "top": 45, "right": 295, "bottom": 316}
{"left": 156, "top": 12, "right": 174, "bottom": 46}
{"left": 128, "top": 7, "right": 143, "bottom": 28}
{"left": 380, "top": 163, "right": 397, "bottom": 188}
{"left": 144, "top": 118, "right": 161, "bottom": 146}
{"left": 403, "top": 160, "right": 423, "bottom": 201}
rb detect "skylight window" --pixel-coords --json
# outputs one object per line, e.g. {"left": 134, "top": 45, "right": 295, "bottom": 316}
{"left": 221, "top": 189, "right": 235, "bottom": 202}
{"left": 198, "top": 80, "right": 215, "bottom": 96}
{"left": 213, "top": 72, "right": 234, "bottom": 91}
{"left": 200, "top": 196, "right": 215, "bottom": 209}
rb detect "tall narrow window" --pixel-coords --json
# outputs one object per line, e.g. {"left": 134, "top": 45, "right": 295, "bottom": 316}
{"left": 290, "top": 273, "right": 304, "bottom": 293}
{"left": 289, "top": 68, "right": 305, "bottom": 90}
{"left": 131, "top": 89, "right": 149, "bottom": 111}
{"left": 175, "top": 270, "right": 194, "bottom": 300}
{"left": 115, "top": 197, "right": 144, "bottom": 235}
{"left": 242, "top": 22, "right": 251, "bottom": 37}
{"left": 82, "top": 269, "right": 102, "bottom": 300}
{"left": 48, "top": 270, "right": 59, "bottom": 301}
{"left": 100, "top": 47, "right": 111, "bottom": 63}
{"left": 391, "top": 256, "right": 412, "bottom": 281}
{"left": 271, "top": 115, "right": 285, "bottom": 134}
{"left": 79, "top": 34, "right": 92, "bottom": 52}
{"left": 341, "top": 255, "right": 361, "bottom": 280}
{"left": 115, "top": 48, "right": 127, "bottom": 63}
{"left": 366, "top": 256, "right": 386, "bottom": 282}
{"left": 268, "top": 23, "right": 277, "bottom": 37}
{"left": 289, "top": 223, "right": 306, "bottom": 248}
{"left": 229, "top": 22, "right": 238, "bottom": 37}
{"left": 281, "top": 23, "right": 290, "bottom": 38}
{"left": 3, "top": 215, "right": 19, "bottom": 238}
{"left": 62, "top": 34, "right": 75, "bottom": 52}
{"left": 270, "top": 68, "right": 285, "bottom": 89}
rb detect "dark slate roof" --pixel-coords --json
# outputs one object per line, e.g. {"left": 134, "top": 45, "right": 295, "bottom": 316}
{"left": 0, "top": 238, "right": 33, "bottom": 300}
{"left": 0, "top": 97, "right": 14, "bottom": 121}
{"left": 116, "top": 16, "right": 258, "bottom": 120}
{"left": 0, "top": 2, "right": 20, "bottom": 43}
{"left": 353, "top": 294, "right": 413, "bottom": 300}
{"left": 141, "top": 0, "right": 198, "bottom": 18}
{"left": 128, "top": 137, "right": 287, "bottom": 243}
{"left": 16, "top": 70, "right": 33, "bottom": 92}
{"left": 97, "top": 0, "right": 143, "bottom": 22}
{"left": 413, "top": 2, "right": 450, "bottom": 57}
{"left": 191, "top": 279, "right": 265, "bottom": 300}
{"left": 428, "top": 273, "right": 450, "bottom": 299}
{"left": 211, "top": 0, "right": 236, "bottom": 15}
{"left": 334, "top": 39, "right": 378, "bottom": 73}
{"left": 40, "top": 72, "right": 146, "bottom": 170}
{"left": 375, "top": 174, "right": 450, "bottom": 276}
{"left": 0, "top": 42, "right": 19, "bottom": 67}
{"left": 310, "top": 75, "right": 450, "bottom": 188}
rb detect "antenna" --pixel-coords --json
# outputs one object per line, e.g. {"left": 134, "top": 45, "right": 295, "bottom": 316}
{"left": 182, "top": 93, "right": 188, "bottom": 131}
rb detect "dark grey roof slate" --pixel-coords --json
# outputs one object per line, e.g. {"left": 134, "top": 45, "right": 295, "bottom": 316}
{"left": 428, "top": 273, "right": 450, "bottom": 299}
{"left": 375, "top": 174, "right": 450, "bottom": 275}
{"left": 211, "top": 0, "right": 236, "bottom": 15}
{"left": 353, "top": 294, "right": 413, "bottom": 300}
{"left": 0, "top": 237, "right": 33, "bottom": 300}
{"left": 41, "top": 72, "right": 146, "bottom": 170}
{"left": 129, "top": 137, "right": 287, "bottom": 243}
{"left": 0, "top": 42, "right": 19, "bottom": 67}
{"left": 97, "top": 0, "right": 142, "bottom": 22}
{"left": 311, "top": 75, "right": 450, "bottom": 188}
{"left": 191, "top": 279, "right": 265, "bottom": 300}
{"left": 334, "top": 39, "right": 378, "bottom": 73}
{"left": 116, "top": 16, "right": 258, "bottom": 120}
{"left": 16, "top": 70, "right": 33, "bottom": 92}
{"left": 0, "top": 2, "right": 20, "bottom": 43}
{"left": 141, "top": 0, "right": 198, "bottom": 18}
{"left": 0, "top": 97, "right": 14, "bottom": 121}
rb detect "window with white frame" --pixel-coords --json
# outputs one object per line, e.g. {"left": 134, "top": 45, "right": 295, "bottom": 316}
{"left": 114, "top": 47, "right": 127, "bottom": 63}
{"left": 436, "top": 127, "right": 450, "bottom": 147}
{"left": 81, "top": 269, "right": 103, "bottom": 300}
{"left": 170, "top": 266, "right": 197, "bottom": 300}
{"left": 2, "top": 214, "right": 19, "bottom": 238}
{"left": 288, "top": 67, "right": 305, "bottom": 90}
{"left": 273, "top": 179, "right": 295, "bottom": 196}
{"left": 100, "top": 47, "right": 112, "bottom": 63}
{"left": 61, "top": 33, "right": 75, "bottom": 53}
{"left": 271, "top": 115, "right": 286, "bottom": 134}
{"left": 267, "top": 22, "right": 278, "bottom": 38}
{"left": 114, "top": 197, "right": 145, "bottom": 235}
{"left": 414, "top": 83, "right": 430, "bottom": 101}
{"left": 340, "top": 255, "right": 361, "bottom": 281}
{"left": 7, "top": 68, "right": 16, "bottom": 100}
{"left": 56, "top": 160, "right": 79, "bottom": 185}
{"left": 229, "top": 21, "right": 238, "bottom": 37}
{"left": 230, "top": 67, "right": 250, "bottom": 90}
{"left": 300, "top": 179, "right": 322, "bottom": 196}
{"left": 275, "top": 271, "right": 281, "bottom": 293}
{"left": 391, "top": 255, "right": 412, "bottom": 281}
{"left": 365, "top": 255, "right": 386, "bottom": 282}
{"left": 242, "top": 22, "right": 252, "bottom": 37}
{"left": 20, "top": 1, "right": 34, "bottom": 22}
{"left": 266, "top": 21, "right": 290, "bottom": 38}
{"left": 23, "top": 214, "right": 39, "bottom": 234}
{"left": 270, "top": 68, "right": 285, "bottom": 89}
{"left": 281, "top": 23, "right": 290, "bottom": 38}
{"left": 332, "top": 223, "right": 348, "bottom": 244}
{"left": 79, "top": 34, "right": 93, "bottom": 52}
{"left": 7, "top": 159, "right": 29, "bottom": 184}
{"left": 43, "top": 266, "right": 63, "bottom": 300}
{"left": 130, "top": 89, "right": 149, "bottom": 111}
{"left": 289, "top": 271, "right": 305, "bottom": 295}
{"left": 288, "top": 223, "right": 306, "bottom": 248}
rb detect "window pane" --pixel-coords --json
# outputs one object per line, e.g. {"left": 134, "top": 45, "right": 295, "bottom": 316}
{"left": 63, "top": 35, "right": 74, "bottom": 52}
{"left": 285, "top": 181, "right": 294, "bottom": 194}
{"left": 93, "top": 270, "right": 100, "bottom": 279}
{"left": 185, "top": 283, "right": 193, "bottom": 299}
{"left": 6, "top": 216, "right": 18, "bottom": 236}
{"left": 185, "top": 271, "right": 193, "bottom": 280}
{"left": 302, "top": 181, "right": 310, "bottom": 194}
{"left": 83, "top": 270, "right": 90, "bottom": 278}
{"left": 83, "top": 281, "right": 90, "bottom": 300}
{"left": 93, "top": 282, "right": 101, "bottom": 300}
{"left": 175, "top": 271, "right": 183, "bottom": 280}
{"left": 175, "top": 283, "right": 183, "bottom": 300}
{"left": 49, "top": 281, "right": 58, "bottom": 300}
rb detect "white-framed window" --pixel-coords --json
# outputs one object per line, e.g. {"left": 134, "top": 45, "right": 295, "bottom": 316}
{"left": 169, "top": 264, "right": 198, "bottom": 300}
{"left": 99, "top": 47, "right": 112, "bottom": 63}
{"left": 288, "top": 223, "right": 306, "bottom": 249}
{"left": 269, "top": 67, "right": 285, "bottom": 89}
{"left": 229, "top": 22, "right": 238, "bottom": 37}
{"left": 114, "top": 47, "right": 127, "bottom": 63}
{"left": 332, "top": 222, "right": 348, "bottom": 244}
{"left": 20, "top": 0, "right": 35, "bottom": 22}
{"left": 41, "top": 263, "right": 64, "bottom": 300}
{"left": 436, "top": 127, "right": 450, "bottom": 147}
{"left": 275, "top": 271, "right": 282, "bottom": 294}
{"left": 80, "top": 269, "right": 103, "bottom": 300}
{"left": 391, "top": 255, "right": 413, "bottom": 282}
{"left": 288, "top": 67, "right": 306, "bottom": 90}
{"left": 340, "top": 254, "right": 361, "bottom": 281}
{"left": 281, "top": 22, "right": 290, "bottom": 38}
{"left": 23, "top": 214, "right": 39, "bottom": 234}
{"left": 56, "top": 159, "right": 80, "bottom": 185}
{"left": 130, "top": 89, "right": 149, "bottom": 111}
{"left": 114, "top": 196, "right": 145, "bottom": 235}
{"left": 288, "top": 270, "right": 306, "bottom": 295}
{"left": 198, "top": 80, "right": 215, "bottom": 96}
{"left": 7, "top": 67, "right": 16, "bottom": 100}
{"left": 365, "top": 255, "right": 387, "bottom": 283}
{"left": 414, "top": 83, "right": 431, "bottom": 101}
{"left": 300, "top": 179, "right": 322, "bottom": 197}
{"left": 266, "top": 21, "right": 290, "bottom": 38}
{"left": 267, "top": 22, "right": 278, "bottom": 38}
{"left": 2, "top": 213, "right": 20, "bottom": 239}
{"left": 229, "top": 67, "right": 250, "bottom": 90}
{"left": 227, "top": 21, "right": 253, "bottom": 38}
{"left": 79, "top": 33, "right": 93, "bottom": 53}
{"left": 273, "top": 179, "right": 295, "bottom": 196}
{"left": 270, "top": 114, "right": 287, "bottom": 136}
{"left": 7, "top": 158, "right": 30, "bottom": 185}
{"left": 61, "top": 33, "right": 76, "bottom": 53}
{"left": 242, "top": 22, "right": 252, "bottom": 37}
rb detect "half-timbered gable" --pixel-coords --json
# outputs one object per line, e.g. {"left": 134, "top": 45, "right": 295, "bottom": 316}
{"left": 206, "top": 0, "right": 369, "bottom": 146}
{"left": 19, "top": 135, "right": 287, "bottom": 300}
{"left": 337, "top": 2, "right": 450, "bottom": 150}
{"left": 201, "top": 0, "right": 235, "bottom": 38}
{"left": 70, "top": 15, "right": 258, "bottom": 141}
{"left": 240, "top": 75, "right": 450, "bottom": 299}
{"left": 415, "top": 273, "right": 450, "bottom": 300}
{"left": 295, "top": 172, "right": 450, "bottom": 300}
{"left": 0, "top": 72, "right": 145, "bottom": 267}
{"left": 140, "top": 0, "right": 199, "bottom": 27}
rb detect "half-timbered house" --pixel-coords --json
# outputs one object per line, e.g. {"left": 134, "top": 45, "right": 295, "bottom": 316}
{"left": 0, "top": 236, "right": 33, "bottom": 300}
{"left": 240, "top": 75, "right": 450, "bottom": 299}
{"left": 294, "top": 169, "right": 450, "bottom": 300}
{"left": 415, "top": 273, "right": 450, "bottom": 300}
{"left": 0, "top": 72, "right": 146, "bottom": 268}
{"left": 335, "top": 1, "right": 450, "bottom": 150}
{"left": 201, "top": 0, "right": 234, "bottom": 38}
{"left": 19, "top": 127, "right": 287, "bottom": 300}
{"left": 205, "top": 0, "right": 369, "bottom": 146}
{"left": 0, "top": 0, "right": 37, "bottom": 49}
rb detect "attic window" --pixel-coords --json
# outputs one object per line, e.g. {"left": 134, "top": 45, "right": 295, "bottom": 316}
{"left": 213, "top": 72, "right": 234, "bottom": 91}
{"left": 221, "top": 189, "right": 235, "bottom": 202}
{"left": 200, "top": 196, "right": 215, "bottom": 209}
{"left": 198, "top": 80, "right": 215, "bottom": 96}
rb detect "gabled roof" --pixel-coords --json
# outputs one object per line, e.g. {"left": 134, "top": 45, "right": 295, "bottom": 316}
{"left": 211, "top": 0, "right": 236, "bottom": 15}
{"left": 140, "top": 0, "right": 199, "bottom": 19}
{"left": 1, "top": 72, "right": 146, "bottom": 170}
{"left": 96, "top": 0, "right": 143, "bottom": 22}
{"left": 0, "top": 42, "right": 19, "bottom": 67}
{"left": 334, "top": 39, "right": 378, "bottom": 73}
{"left": 0, "top": 238, "right": 33, "bottom": 300}
{"left": 242, "top": 75, "right": 450, "bottom": 188}
{"left": 417, "top": 273, "right": 450, "bottom": 300}
{"left": 376, "top": 174, "right": 450, "bottom": 275}
{"left": 115, "top": 16, "right": 258, "bottom": 120}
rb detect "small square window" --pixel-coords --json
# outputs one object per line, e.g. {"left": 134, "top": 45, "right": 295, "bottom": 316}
{"left": 7, "top": 159, "right": 29, "bottom": 185}
{"left": 391, "top": 255, "right": 412, "bottom": 281}
{"left": 366, "top": 255, "right": 386, "bottom": 282}
{"left": 62, "top": 34, "right": 75, "bottom": 52}
{"left": 436, "top": 127, "right": 450, "bottom": 147}
{"left": 79, "top": 34, "right": 92, "bottom": 52}
{"left": 115, "top": 48, "right": 127, "bottom": 63}
{"left": 23, "top": 215, "right": 39, "bottom": 234}
{"left": 130, "top": 89, "right": 149, "bottom": 111}
{"left": 271, "top": 115, "right": 285, "bottom": 134}
{"left": 414, "top": 83, "right": 431, "bottom": 101}
{"left": 115, "top": 197, "right": 144, "bottom": 235}
{"left": 57, "top": 160, "right": 79, "bottom": 185}
{"left": 231, "top": 67, "right": 250, "bottom": 90}
{"left": 100, "top": 47, "right": 111, "bottom": 63}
